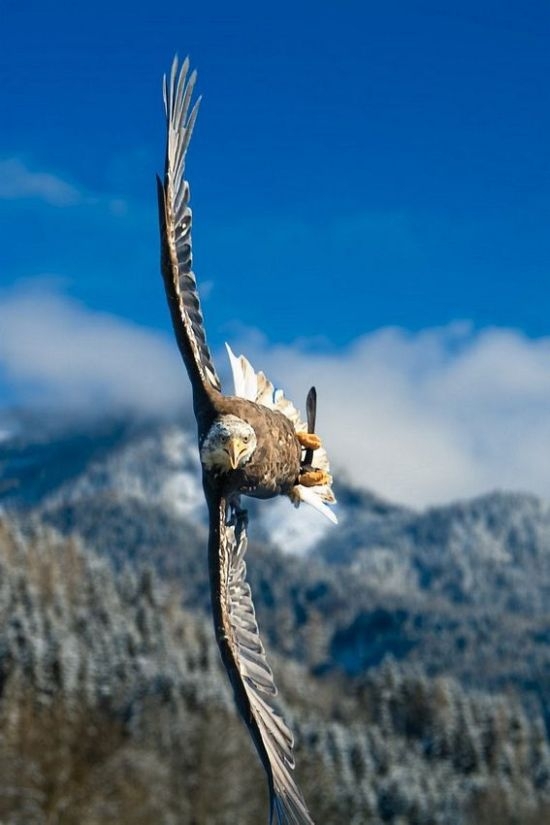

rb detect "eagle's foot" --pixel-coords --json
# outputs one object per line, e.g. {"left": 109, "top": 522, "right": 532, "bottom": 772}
{"left": 299, "top": 469, "right": 331, "bottom": 487}
{"left": 296, "top": 431, "right": 322, "bottom": 451}
{"left": 227, "top": 497, "right": 248, "bottom": 529}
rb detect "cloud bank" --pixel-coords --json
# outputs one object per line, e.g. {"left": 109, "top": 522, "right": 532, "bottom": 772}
{"left": 1, "top": 283, "right": 549, "bottom": 508}
{"left": 0, "top": 285, "right": 189, "bottom": 415}
{"left": 232, "top": 324, "right": 550, "bottom": 508}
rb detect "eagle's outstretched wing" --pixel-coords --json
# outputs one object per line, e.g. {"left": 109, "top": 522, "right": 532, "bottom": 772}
{"left": 206, "top": 492, "right": 315, "bottom": 825}
{"left": 157, "top": 57, "right": 221, "bottom": 399}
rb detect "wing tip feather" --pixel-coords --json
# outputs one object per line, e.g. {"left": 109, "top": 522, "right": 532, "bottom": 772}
{"left": 159, "top": 54, "right": 222, "bottom": 396}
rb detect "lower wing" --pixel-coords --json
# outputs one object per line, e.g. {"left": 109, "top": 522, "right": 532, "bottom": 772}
{"left": 205, "top": 490, "right": 315, "bottom": 825}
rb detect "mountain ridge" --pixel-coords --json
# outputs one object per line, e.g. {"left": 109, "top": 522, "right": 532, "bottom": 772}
{"left": 1, "top": 411, "right": 550, "bottom": 822}
{"left": 1, "top": 412, "right": 550, "bottom": 707}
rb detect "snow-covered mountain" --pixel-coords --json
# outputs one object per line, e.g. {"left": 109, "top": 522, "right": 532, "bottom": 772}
{"left": 0, "top": 413, "right": 334, "bottom": 555}
{"left": 2, "top": 411, "right": 550, "bottom": 823}
{"left": 2, "top": 411, "right": 550, "bottom": 705}
{"left": 2, "top": 514, "right": 549, "bottom": 825}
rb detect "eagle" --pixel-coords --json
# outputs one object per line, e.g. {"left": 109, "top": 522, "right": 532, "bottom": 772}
{"left": 156, "top": 56, "right": 337, "bottom": 825}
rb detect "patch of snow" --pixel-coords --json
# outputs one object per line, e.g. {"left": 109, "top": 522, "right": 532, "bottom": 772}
{"left": 258, "top": 497, "right": 332, "bottom": 556}
{"left": 351, "top": 546, "right": 419, "bottom": 596}
{"left": 42, "top": 424, "right": 204, "bottom": 521}
{"left": 160, "top": 470, "right": 204, "bottom": 519}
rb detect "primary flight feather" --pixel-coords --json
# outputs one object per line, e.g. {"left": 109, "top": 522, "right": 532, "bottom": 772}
{"left": 157, "top": 55, "right": 337, "bottom": 825}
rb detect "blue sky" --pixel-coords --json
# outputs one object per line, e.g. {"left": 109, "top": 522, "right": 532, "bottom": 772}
{"left": 2, "top": 1, "right": 550, "bottom": 506}
{"left": 3, "top": 0, "right": 550, "bottom": 343}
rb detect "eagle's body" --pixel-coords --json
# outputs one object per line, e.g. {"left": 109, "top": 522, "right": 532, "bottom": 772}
{"left": 157, "top": 56, "right": 336, "bottom": 825}
{"left": 199, "top": 392, "right": 302, "bottom": 498}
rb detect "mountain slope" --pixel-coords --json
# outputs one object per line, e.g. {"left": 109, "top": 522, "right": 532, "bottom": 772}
{"left": 1, "top": 514, "right": 550, "bottom": 825}
{"left": 2, "top": 413, "right": 550, "bottom": 708}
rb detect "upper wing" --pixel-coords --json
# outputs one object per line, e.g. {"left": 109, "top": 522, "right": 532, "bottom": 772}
{"left": 157, "top": 56, "right": 221, "bottom": 398}
{"left": 206, "top": 492, "right": 315, "bottom": 825}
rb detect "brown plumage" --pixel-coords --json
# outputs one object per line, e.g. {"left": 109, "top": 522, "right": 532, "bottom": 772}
{"left": 157, "top": 56, "right": 336, "bottom": 825}
{"left": 205, "top": 395, "right": 302, "bottom": 497}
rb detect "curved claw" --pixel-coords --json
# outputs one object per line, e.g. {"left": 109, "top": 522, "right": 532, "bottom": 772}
{"left": 298, "top": 469, "right": 331, "bottom": 487}
{"left": 296, "top": 431, "right": 322, "bottom": 451}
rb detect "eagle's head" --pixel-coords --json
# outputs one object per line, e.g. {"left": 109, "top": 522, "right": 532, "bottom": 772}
{"left": 200, "top": 415, "right": 257, "bottom": 473}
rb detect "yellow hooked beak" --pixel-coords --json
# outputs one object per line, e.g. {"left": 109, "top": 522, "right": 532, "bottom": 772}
{"left": 225, "top": 437, "right": 248, "bottom": 470}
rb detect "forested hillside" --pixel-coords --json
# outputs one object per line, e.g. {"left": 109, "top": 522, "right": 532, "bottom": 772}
{"left": 1, "top": 416, "right": 550, "bottom": 823}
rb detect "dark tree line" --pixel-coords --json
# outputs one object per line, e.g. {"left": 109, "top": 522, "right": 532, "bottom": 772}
{"left": 1, "top": 515, "right": 550, "bottom": 823}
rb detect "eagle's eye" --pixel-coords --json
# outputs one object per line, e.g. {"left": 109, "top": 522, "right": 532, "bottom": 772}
{"left": 242, "top": 433, "right": 250, "bottom": 443}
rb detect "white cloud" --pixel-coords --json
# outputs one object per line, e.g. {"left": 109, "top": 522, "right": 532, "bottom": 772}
{"left": 1, "top": 283, "right": 550, "bottom": 508}
{"left": 228, "top": 323, "right": 550, "bottom": 508}
{"left": 0, "top": 284, "right": 189, "bottom": 415}
{"left": 0, "top": 158, "right": 83, "bottom": 206}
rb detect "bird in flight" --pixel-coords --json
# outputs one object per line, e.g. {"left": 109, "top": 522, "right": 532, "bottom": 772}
{"left": 157, "top": 56, "right": 337, "bottom": 825}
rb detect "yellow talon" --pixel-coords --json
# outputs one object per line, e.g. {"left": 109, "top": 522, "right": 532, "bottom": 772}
{"left": 296, "top": 431, "right": 322, "bottom": 451}
{"left": 298, "top": 469, "right": 331, "bottom": 487}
